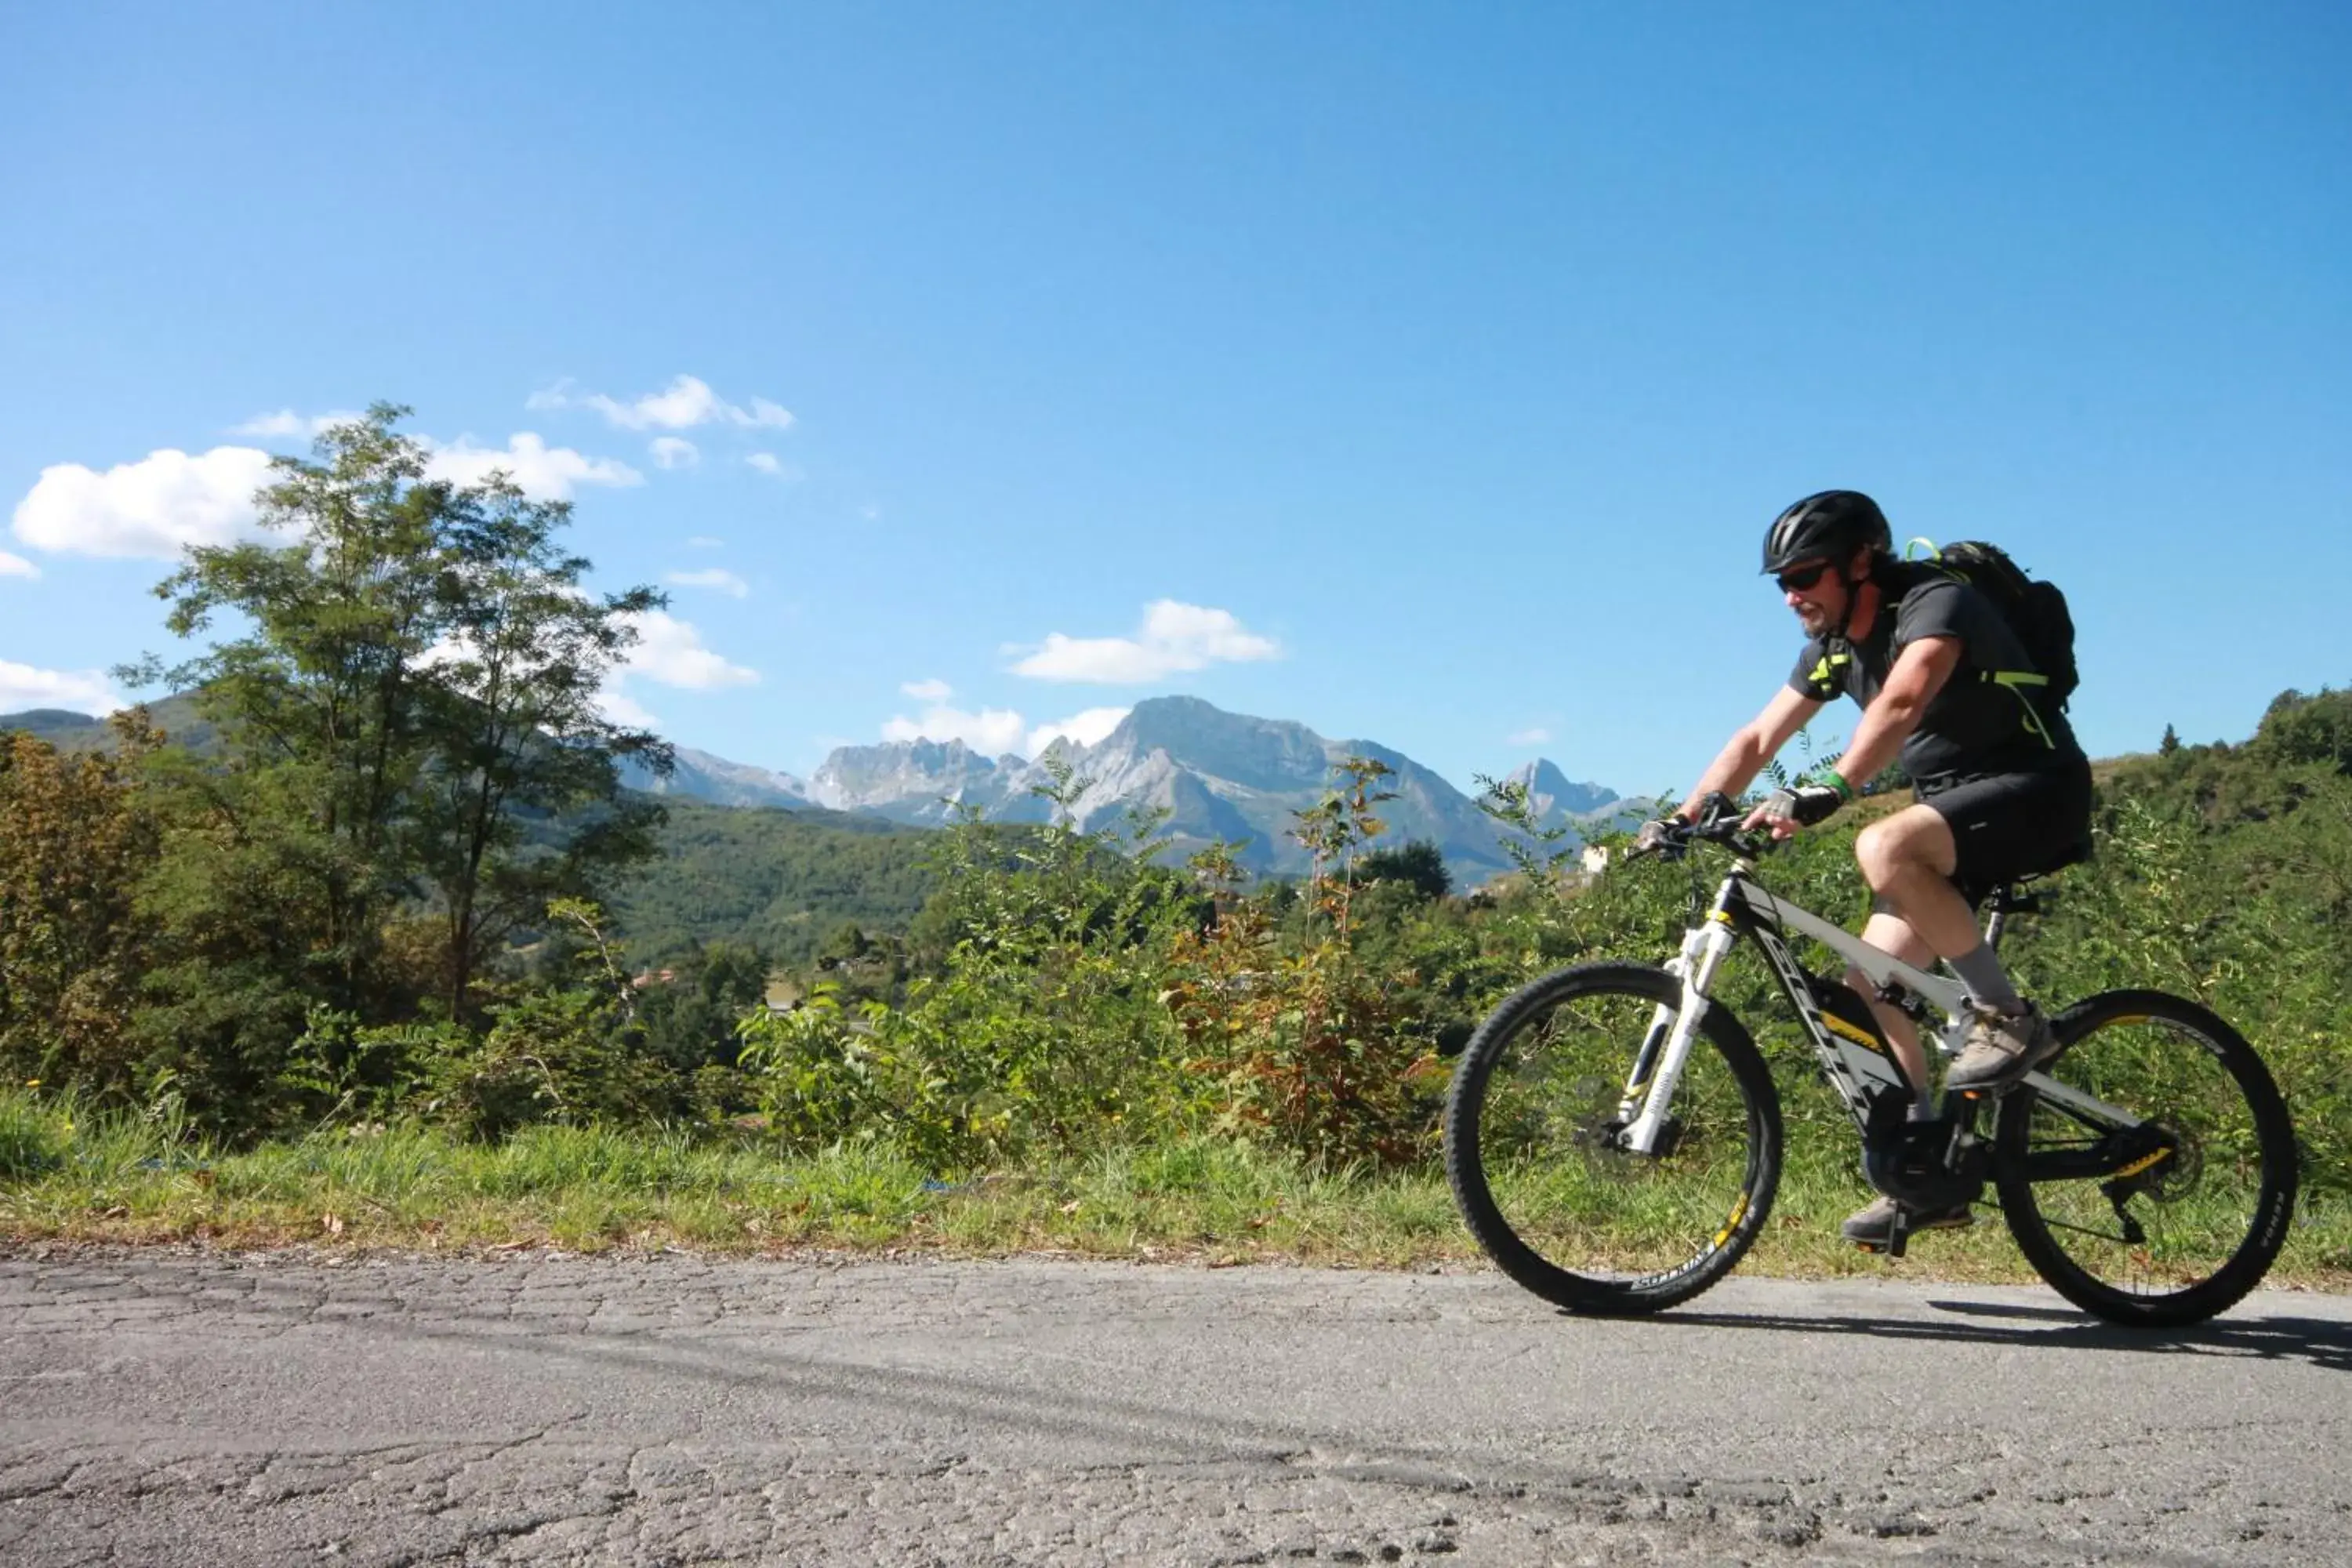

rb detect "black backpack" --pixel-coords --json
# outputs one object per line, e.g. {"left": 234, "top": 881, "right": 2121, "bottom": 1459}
{"left": 1907, "top": 539, "right": 2078, "bottom": 710}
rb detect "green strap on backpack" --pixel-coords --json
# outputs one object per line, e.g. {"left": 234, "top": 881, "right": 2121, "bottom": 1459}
{"left": 1901, "top": 536, "right": 2079, "bottom": 742}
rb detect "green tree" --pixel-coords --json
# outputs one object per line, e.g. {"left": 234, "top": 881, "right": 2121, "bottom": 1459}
{"left": 0, "top": 715, "right": 164, "bottom": 1092}
{"left": 2251, "top": 686, "right": 2351, "bottom": 773}
{"left": 1353, "top": 838, "right": 1451, "bottom": 902}
{"left": 128, "top": 406, "right": 670, "bottom": 1029}
{"left": 132, "top": 409, "right": 447, "bottom": 1015}
{"left": 637, "top": 939, "right": 773, "bottom": 1073}
{"left": 412, "top": 470, "right": 670, "bottom": 1018}
{"left": 128, "top": 742, "right": 347, "bottom": 1123}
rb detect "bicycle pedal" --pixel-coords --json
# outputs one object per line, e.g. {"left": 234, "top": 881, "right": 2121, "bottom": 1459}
{"left": 1867, "top": 1211, "right": 1913, "bottom": 1260}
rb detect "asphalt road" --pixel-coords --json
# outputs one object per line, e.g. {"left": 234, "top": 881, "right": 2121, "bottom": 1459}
{"left": 2, "top": 1250, "right": 2347, "bottom": 1566}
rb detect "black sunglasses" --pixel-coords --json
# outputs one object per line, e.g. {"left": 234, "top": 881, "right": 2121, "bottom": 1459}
{"left": 1774, "top": 562, "right": 1833, "bottom": 593}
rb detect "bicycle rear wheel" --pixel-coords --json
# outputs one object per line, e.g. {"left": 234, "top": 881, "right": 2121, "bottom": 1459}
{"left": 1994, "top": 989, "right": 2297, "bottom": 1328}
{"left": 1443, "top": 961, "right": 1781, "bottom": 1315}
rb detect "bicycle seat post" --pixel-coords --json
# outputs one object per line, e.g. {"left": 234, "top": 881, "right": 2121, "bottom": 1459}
{"left": 1983, "top": 886, "right": 2013, "bottom": 950}
{"left": 1981, "top": 880, "right": 2045, "bottom": 951}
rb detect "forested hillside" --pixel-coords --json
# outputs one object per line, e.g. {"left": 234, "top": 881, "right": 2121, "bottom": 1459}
{"left": 610, "top": 798, "right": 935, "bottom": 964}
{"left": 0, "top": 696, "right": 939, "bottom": 969}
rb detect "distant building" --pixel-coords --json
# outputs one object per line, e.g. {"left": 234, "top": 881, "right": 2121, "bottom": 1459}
{"left": 1581, "top": 844, "right": 1611, "bottom": 876}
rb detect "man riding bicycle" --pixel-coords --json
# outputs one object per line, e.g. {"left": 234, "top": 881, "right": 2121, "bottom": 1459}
{"left": 1642, "top": 489, "right": 2093, "bottom": 1247}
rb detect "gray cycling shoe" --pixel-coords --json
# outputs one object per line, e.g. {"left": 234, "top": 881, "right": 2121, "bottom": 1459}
{"left": 1945, "top": 1000, "right": 2061, "bottom": 1092}
{"left": 1841, "top": 1194, "right": 1974, "bottom": 1246}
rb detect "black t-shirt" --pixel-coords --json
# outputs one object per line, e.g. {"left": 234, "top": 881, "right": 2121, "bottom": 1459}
{"left": 1786, "top": 564, "right": 2082, "bottom": 786}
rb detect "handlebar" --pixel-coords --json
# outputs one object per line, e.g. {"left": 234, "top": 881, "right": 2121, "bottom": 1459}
{"left": 1629, "top": 791, "right": 1775, "bottom": 862}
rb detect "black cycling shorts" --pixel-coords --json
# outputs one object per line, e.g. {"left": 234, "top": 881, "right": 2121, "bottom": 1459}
{"left": 1918, "top": 760, "right": 2094, "bottom": 906}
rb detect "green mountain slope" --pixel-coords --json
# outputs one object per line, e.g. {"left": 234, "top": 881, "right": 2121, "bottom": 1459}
{"left": 0, "top": 695, "right": 220, "bottom": 754}
{"left": 607, "top": 797, "right": 937, "bottom": 964}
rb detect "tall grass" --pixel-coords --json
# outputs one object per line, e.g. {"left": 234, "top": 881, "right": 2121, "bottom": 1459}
{"left": 4, "top": 1085, "right": 2345, "bottom": 1289}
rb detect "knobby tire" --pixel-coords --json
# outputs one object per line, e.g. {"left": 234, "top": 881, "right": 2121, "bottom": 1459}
{"left": 1994, "top": 989, "right": 2298, "bottom": 1328}
{"left": 1444, "top": 961, "right": 1783, "bottom": 1316}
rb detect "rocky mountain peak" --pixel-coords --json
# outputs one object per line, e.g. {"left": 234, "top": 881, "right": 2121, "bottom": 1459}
{"left": 1501, "top": 759, "right": 1619, "bottom": 820}
{"left": 1102, "top": 695, "right": 1328, "bottom": 793}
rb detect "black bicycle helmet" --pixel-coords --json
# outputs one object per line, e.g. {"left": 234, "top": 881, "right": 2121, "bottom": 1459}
{"left": 1760, "top": 489, "right": 1892, "bottom": 575}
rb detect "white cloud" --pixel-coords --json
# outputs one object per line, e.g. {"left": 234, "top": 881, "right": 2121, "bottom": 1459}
{"left": 899, "top": 677, "right": 953, "bottom": 702}
{"left": 745, "top": 452, "right": 801, "bottom": 480}
{"left": 883, "top": 704, "right": 1029, "bottom": 756}
{"left": 1029, "top": 706, "right": 1130, "bottom": 755}
{"left": 595, "top": 609, "right": 758, "bottom": 730}
{"left": 0, "top": 660, "right": 125, "bottom": 715}
{"left": 530, "top": 375, "right": 794, "bottom": 432}
{"left": 10, "top": 430, "right": 637, "bottom": 563}
{"left": 648, "top": 436, "right": 700, "bottom": 470}
{"left": 688, "top": 535, "right": 724, "bottom": 549}
{"left": 666, "top": 567, "right": 748, "bottom": 598}
{"left": 230, "top": 408, "right": 363, "bottom": 439}
{"left": 421, "top": 434, "right": 642, "bottom": 500}
{"left": 619, "top": 609, "right": 759, "bottom": 689}
{"left": 0, "top": 550, "right": 38, "bottom": 579}
{"left": 595, "top": 685, "right": 661, "bottom": 731}
{"left": 1507, "top": 726, "right": 1552, "bottom": 746}
{"left": 11, "top": 445, "right": 274, "bottom": 559}
{"left": 1007, "top": 599, "right": 1281, "bottom": 684}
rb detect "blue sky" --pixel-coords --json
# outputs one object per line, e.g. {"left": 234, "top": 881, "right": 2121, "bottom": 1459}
{"left": 3, "top": 2, "right": 2346, "bottom": 797}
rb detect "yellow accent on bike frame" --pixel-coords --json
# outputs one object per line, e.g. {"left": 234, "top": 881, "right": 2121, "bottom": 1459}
{"left": 1821, "top": 1014, "right": 1882, "bottom": 1051}
{"left": 2111, "top": 1149, "right": 2172, "bottom": 1181}
{"left": 2109, "top": 1014, "right": 2150, "bottom": 1027}
{"left": 1714, "top": 1192, "right": 1751, "bottom": 1249}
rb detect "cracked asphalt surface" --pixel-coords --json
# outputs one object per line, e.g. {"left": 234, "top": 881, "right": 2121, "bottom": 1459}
{"left": 2, "top": 1253, "right": 2347, "bottom": 1565}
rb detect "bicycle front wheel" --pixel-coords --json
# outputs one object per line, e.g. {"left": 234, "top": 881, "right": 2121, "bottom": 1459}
{"left": 1444, "top": 961, "right": 1782, "bottom": 1315}
{"left": 1994, "top": 989, "right": 2298, "bottom": 1328}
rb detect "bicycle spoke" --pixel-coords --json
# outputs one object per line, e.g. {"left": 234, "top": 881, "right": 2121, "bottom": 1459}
{"left": 2036, "top": 1214, "right": 2134, "bottom": 1247}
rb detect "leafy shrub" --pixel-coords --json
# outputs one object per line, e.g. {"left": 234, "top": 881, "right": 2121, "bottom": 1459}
{"left": 285, "top": 1007, "right": 467, "bottom": 1123}
{"left": 1162, "top": 759, "right": 1446, "bottom": 1167}
{"left": 423, "top": 989, "right": 677, "bottom": 1140}
{"left": 735, "top": 982, "right": 893, "bottom": 1149}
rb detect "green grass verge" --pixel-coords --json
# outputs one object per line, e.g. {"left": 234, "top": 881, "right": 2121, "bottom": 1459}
{"left": 2, "top": 1087, "right": 2347, "bottom": 1290}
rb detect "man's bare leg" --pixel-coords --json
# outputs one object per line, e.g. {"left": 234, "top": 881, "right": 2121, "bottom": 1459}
{"left": 1853, "top": 801, "right": 2053, "bottom": 1093}
{"left": 1849, "top": 909, "right": 1936, "bottom": 1105}
{"left": 1853, "top": 804, "right": 1980, "bottom": 957}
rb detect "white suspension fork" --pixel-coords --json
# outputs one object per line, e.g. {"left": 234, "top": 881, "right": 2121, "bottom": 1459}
{"left": 1620, "top": 917, "right": 1738, "bottom": 1153}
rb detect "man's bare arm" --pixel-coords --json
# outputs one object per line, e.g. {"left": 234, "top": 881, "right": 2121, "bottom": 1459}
{"left": 1832, "top": 634, "right": 1961, "bottom": 787}
{"left": 1680, "top": 685, "right": 1823, "bottom": 820}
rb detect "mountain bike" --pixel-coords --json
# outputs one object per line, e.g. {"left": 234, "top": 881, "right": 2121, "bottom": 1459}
{"left": 1442, "top": 795, "right": 2298, "bottom": 1328}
